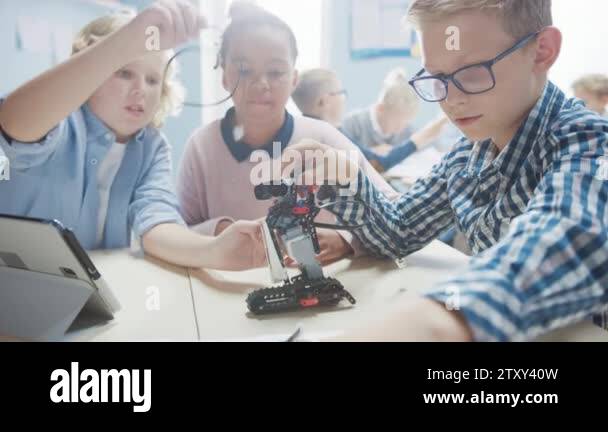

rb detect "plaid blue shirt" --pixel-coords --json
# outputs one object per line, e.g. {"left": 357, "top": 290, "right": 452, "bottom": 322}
{"left": 329, "top": 82, "right": 608, "bottom": 341}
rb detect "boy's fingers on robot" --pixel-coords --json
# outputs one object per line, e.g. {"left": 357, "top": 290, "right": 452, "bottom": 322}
{"left": 282, "top": 140, "right": 359, "bottom": 186}
{"left": 292, "top": 168, "right": 358, "bottom": 188}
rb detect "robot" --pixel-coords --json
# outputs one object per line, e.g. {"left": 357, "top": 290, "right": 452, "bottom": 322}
{"left": 246, "top": 182, "right": 357, "bottom": 315}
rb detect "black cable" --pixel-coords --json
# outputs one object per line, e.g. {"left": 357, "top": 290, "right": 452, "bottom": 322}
{"left": 164, "top": 43, "right": 241, "bottom": 108}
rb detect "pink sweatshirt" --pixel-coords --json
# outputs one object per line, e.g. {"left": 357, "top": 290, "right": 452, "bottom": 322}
{"left": 177, "top": 112, "right": 398, "bottom": 256}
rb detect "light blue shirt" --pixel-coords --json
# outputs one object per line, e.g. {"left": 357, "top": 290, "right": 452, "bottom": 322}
{"left": 0, "top": 100, "right": 184, "bottom": 250}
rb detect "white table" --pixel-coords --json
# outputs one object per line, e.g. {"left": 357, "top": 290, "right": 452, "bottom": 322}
{"left": 53, "top": 241, "right": 607, "bottom": 342}
{"left": 190, "top": 240, "right": 468, "bottom": 340}
{"left": 189, "top": 241, "right": 608, "bottom": 342}
{"left": 64, "top": 250, "right": 198, "bottom": 342}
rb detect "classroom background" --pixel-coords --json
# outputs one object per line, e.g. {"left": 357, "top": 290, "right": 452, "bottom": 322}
{"left": 1, "top": 0, "right": 606, "bottom": 175}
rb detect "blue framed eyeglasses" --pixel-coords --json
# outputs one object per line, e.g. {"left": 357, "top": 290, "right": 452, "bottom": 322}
{"left": 409, "top": 30, "right": 542, "bottom": 102}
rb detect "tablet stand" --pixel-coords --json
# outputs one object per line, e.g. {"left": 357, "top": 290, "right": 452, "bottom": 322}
{"left": 0, "top": 266, "right": 115, "bottom": 341}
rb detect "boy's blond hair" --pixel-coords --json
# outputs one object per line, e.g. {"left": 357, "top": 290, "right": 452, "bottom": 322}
{"left": 292, "top": 69, "right": 339, "bottom": 114}
{"left": 72, "top": 12, "right": 184, "bottom": 128}
{"left": 572, "top": 74, "right": 608, "bottom": 98}
{"left": 379, "top": 68, "right": 419, "bottom": 114}
{"left": 406, "top": 0, "right": 552, "bottom": 40}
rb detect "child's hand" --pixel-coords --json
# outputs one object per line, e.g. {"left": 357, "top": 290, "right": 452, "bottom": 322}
{"left": 210, "top": 220, "right": 267, "bottom": 271}
{"left": 215, "top": 219, "right": 234, "bottom": 236}
{"left": 283, "top": 230, "right": 354, "bottom": 267}
{"left": 130, "top": 0, "right": 206, "bottom": 53}
{"left": 316, "top": 229, "right": 354, "bottom": 266}
{"left": 283, "top": 139, "right": 360, "bottom": 186}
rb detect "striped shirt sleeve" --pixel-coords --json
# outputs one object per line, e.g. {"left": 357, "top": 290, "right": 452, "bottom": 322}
{"left": 426, "top": 124, "right": 608, "bottom": 341}
{"left": 330, "top": 154, "right": 455, "bottom": 259}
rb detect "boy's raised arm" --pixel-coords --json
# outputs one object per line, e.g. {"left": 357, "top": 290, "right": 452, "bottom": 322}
{"left": 0, "top": 0, "right": 203, "bottom": 143}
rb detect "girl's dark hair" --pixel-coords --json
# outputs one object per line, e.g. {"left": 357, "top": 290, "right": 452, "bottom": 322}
{"left": 216, "top": 2, "right": 299, "bottom": 68}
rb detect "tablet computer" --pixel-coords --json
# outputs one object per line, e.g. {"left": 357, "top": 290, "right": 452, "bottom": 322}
{"left": 0, "top": 214, "right": 120, "bottom": 341}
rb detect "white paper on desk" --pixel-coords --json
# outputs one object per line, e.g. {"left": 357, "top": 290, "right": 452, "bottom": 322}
{"left": 16, "top": 15, "right": 52, "bottom": 54}
{"left": 385, "top": 147, "right": 446, "bottom": 181}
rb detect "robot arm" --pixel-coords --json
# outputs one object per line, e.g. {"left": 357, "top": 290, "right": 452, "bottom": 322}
{"left": 246, "top": 183, "right": 356, "bottom": 315}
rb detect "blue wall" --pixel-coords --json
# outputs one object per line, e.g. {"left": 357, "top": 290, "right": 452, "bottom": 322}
{"left": 1, "top": 0, "right": 445, "bottom": 173}
{"left": 0, "top": 0, "right": 202, "bottom": 176}
{"left": 326, "top": 0, "right": 439, "bottom": 129}
{"left": 0, "top": 0, "right": 127, "bottom": 94}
